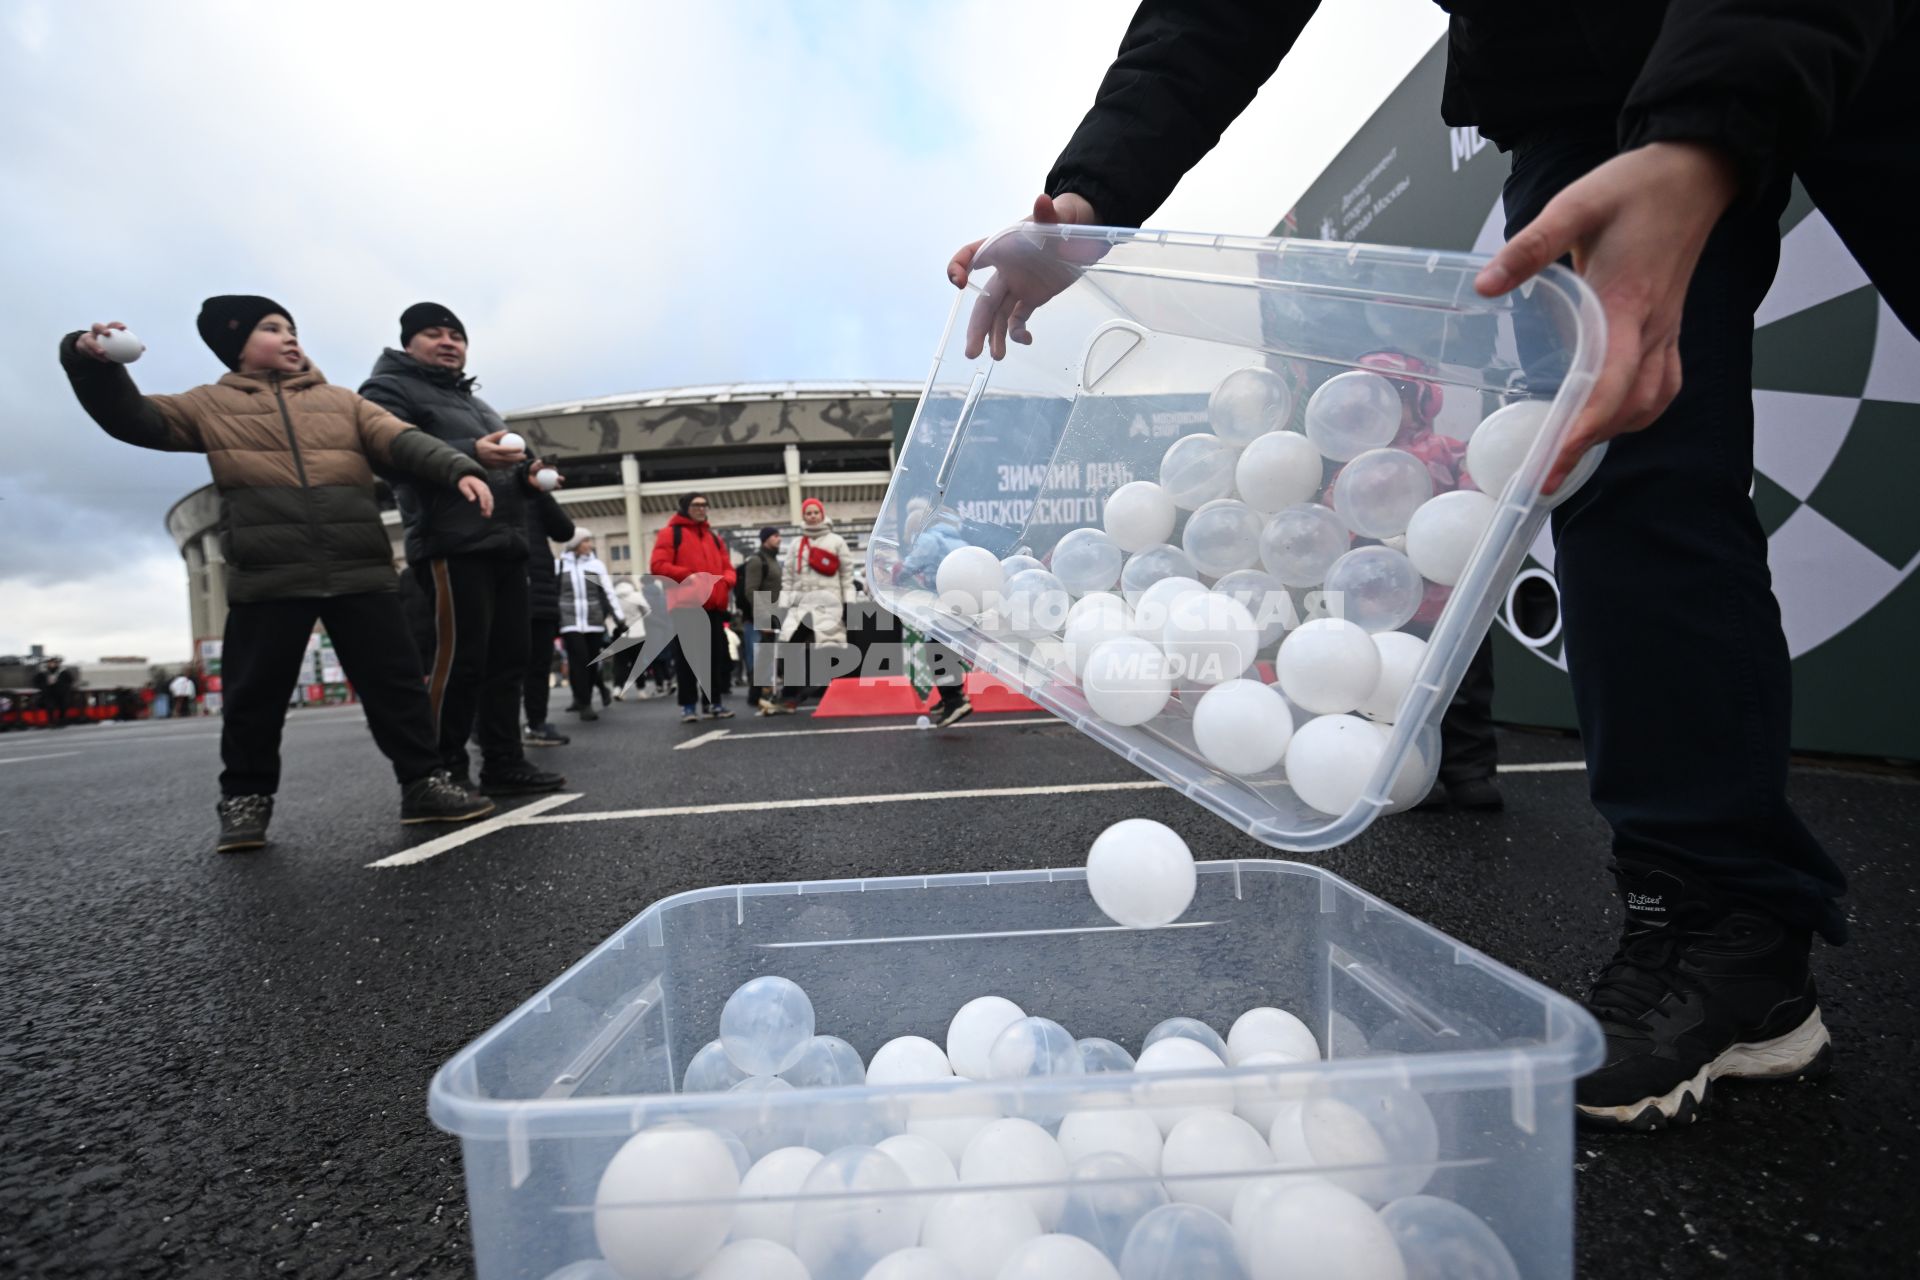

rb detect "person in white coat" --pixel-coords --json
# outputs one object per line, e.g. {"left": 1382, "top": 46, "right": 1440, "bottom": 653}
{"left": 556, "top": 532, "right": 624, "bottom": 721}
{"left": 769, "top": 497, "right": 856, "bottom": 713}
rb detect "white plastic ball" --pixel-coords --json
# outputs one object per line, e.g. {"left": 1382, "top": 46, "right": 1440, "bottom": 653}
{"left": 1162, "top": 592, "right": 1259, "bottom": 687}
{"left": 1131, "top": 575, "right": 1207, "bottom": 634}
{"left": 684, "top": 1038, "right": 750, "bottom": 1093}
{"left": 1372, "top": 722, "right": 1441, "bottom": 815}
{"left": 1235, "top": 430, "right": 1324, "bottom": 513}
{"left": 1404, "top": 490, "right": 1495, "bottom": 587}
{"left": 1055, "top": 1152, "right": 1168, "bottom": 1264}
{"left": 867, "top": 1035, "right": 954, "bottom": 1086}
{"left": 1160, "top": 1112, "right": 1274, "bottom": 1218}
{"left": 1181, "top": 500, "right": 1264, "bottom": 577}
{"left": 1226, "top": 1176, "right": 1328, "bottom": 1258}
{"left": 1052, "top": 528, "right": 1125, "bottom": 595}
{"left": 1082, "top": 638, "right": 1173, "bottom": 728}
{"left": 1227, "top": 1007, "right": 1321, "bottom": 1064}
{"left": 1238, "top": 1181, "right": 1407, "bottom": 1280}
{"left": 936, "top": 547, "right": 1006, "bottom": 617}
{"left": 1001, "top": 568, "right": 1071, "bottom": 637}
{"left": 534, "top": 467, "right": 562, "bottom": 491}
{"left": 1159, "top": 434, "right": 1238, "bottom": 510}
{"left": 593, "top": 1125, "right": 739, "bottom": 1280}
{"left": 904, "top": 1084, "right": 1003, "bottom": 1164}
{"left": 1211, "top": 570, "right": 1294, "bottom": 651}
{"left": 1305, "top": 372, "right": 1403, "bottom": 462}
{"left": 1118, "top": 1203, "right": 1248, "bottom": 1280}
{"left": 864, "top": 1248, "right": 966, "bottom": 1280}
{"left": 720, "top": 976, "right": 815, "bottom": 1076}
{"left": 916, "top": 715, "right": 932, "bottom": 730}
{"left": 1378, "top": 1196, "right": 1521, "bottom": 1280}
{"left": 1258, "top": 505, "right": 1350, "bottom": 587}
{"left": 496, "top": 431, "right": 525, "bottom": 453}
{"left": 1192, "top": 679, "right": 1294, "bottom": 775}
{"left": 1356, "top": 632, "right": 1428, "bottom": 724}
{"left": 1103, "top": 482, "right": 1177, "bottom": 553}
{"left": 989, "top": 1017, "right": 1085, "bottom": 1083}
{"left": 1001, "top": 554, "right": 1046, "bottom": 579}
{"left": 1284, "top": 714, "right": 1387, "bottom": 816}
{"left": 875, "top": 1134, "right": 960, "bottom": 1193}
{"left": 1277, "top": 619, "right": 1381, "bottom": 715}
{"left": 96, "top": 328, "right": 145, "bottom": 362}
{"left": 1086, "top": 818, "right": 1195, "bottom": 927}
{"left": 1230, "top": 1050, "right": 1314, "bottom": 1135}
{"left": 779, "top": 1034, "right": 867, "bottom": 1089}
{"left": 948, "top": 996, "right": 1028, "bottom": 1081}
{"left": 1141, "top": 1017, "right": 1229, "bottom": 1063}
{"left": 1333, "top": 449, "right": 1433, "bottom": 539}
{"left": 961, "top": 1118, "right": 1072, "bottom": 1228}
{"left": 1056, "top": 1109, "right": 1164, "bottom": 1174}
{"left": 1134, "top": 1038, "right": 1235, "bottom": 1134}
{"left": 792, "top": 1146, "right": 921, "bottom": 1280}
{"left": 1075, "top": 1039, "right": 1137, "bottom": 1074}
{"left": 1463, "top": 399, "right": 1547, "bottom": 500}
{"left": 1274, "top": 1081, "right": 1438, "bottom": 1204}
{"left": 1118, "top": 544, "right": 1198, "bottom": 606}
{"left": 1209, "top": 367, "right": 1296, "bottom": 446}
{"left": 696, "top": 1239, "right": 809, "bottom": 1280}
{"left": 921, "top": 1193, "right": 1043, "bottom": 1280}
{"left": 733, "top": 1146, "right": 824, "bottom": 1247}
{"left": 996, "top": 1233, "right": 1122, "bottom": 1280}
{"left": 1322, "top": 547, "right": 1425, "bottom": 634}
{"left": 1063, "top": 598, "right": 1141, "bottom": 679}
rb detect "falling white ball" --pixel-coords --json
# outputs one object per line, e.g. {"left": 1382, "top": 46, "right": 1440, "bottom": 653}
{"left": 1235, "top": 429, "right": 1324, "bottom": 513}
{"left": 1284, "top": 713, "right": 1387, "bottom": 816}
{"left": 1277, "top": 618, "right": 1381, "bottom": 714}
{"left": 1181, "top": 499, "right": 1264, "bottom": 577}
{"left": 1306, "top": 371, "right": 1403, "bottom": 461}
{"left": 1082, "top": 637, "right": 1173, "bottom": 727}
{"left": 1259, "top": 504, "right": 1350, "bottom": 587}
{"left": 1404, "top": 490, "right": 1496, "bottom": 587}
{"left": 1159, "top": 434, "right": 1239, "bottom": 509}
{"left": 1227, "top": 1006, "right": 1321, "bottom": 1064}
{"left": 1162, "top": 592, "right": 1259, "bottom": 687}
{"left": 948, "top": 996, "right": 1028, "bottom": 1080}
{"left": 499, "top": 431, "right": 527, "bottom": 453}
{"left": 1160, "top": 1112, "right": 1274, "bottom": 1218}
{"left": 534, "top": 467, "right": 562, "bottom": 491}
{"left": 1209, "top": 366, "right": 1296, "bottom": 446}
{"left": 1133, "top": 1038, "right": 1235, "bottom": 1134}
{"left": 867, "top": 1036, "right": 954, "bottom": 1086}
{"left": 1356, "top": 632, "right": 1428, "bottom": 724}
{"left": 1333, "top": 448, "right": 1433, "bottom": 539}
{"left": 1118, "top": 544, "right": 1198, "bottom": 606}
{"left": 593, "top": 1126, "right": 739, "bottom": 1280}
{"left": 1085, "top": 818, "right": 1196, "bottom": 927}
{"left": 1321, "top": 546, "right": 1425, "bottom": 634}
{"left": 936, "top": 546, "right": 1006, "bottom": 617}
{"left": 96, "top": 328, "right": 145, "bottom": 363}
{"left": 1192, "top": 678, "right": 1293, "bottom": 775}
{"left": 1052, "top": 528, "right": 1125, "bottom": 595}
{"left": 1103, "top": 481, "right": 1177, "bottom": 553}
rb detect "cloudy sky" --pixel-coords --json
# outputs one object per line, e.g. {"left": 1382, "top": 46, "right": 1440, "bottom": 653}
{"left": 1, "top": 0, "right": 1444, "bottom": 664}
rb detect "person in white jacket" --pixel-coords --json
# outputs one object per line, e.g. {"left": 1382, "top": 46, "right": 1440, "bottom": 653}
{"left": 769, "top": 497, "right": 856, "bottom": 713}
{"left": 556, "top": 532, "right": 624, "bottom": 721}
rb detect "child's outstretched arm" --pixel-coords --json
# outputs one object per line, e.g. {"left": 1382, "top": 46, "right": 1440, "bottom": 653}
{"left": 350, "top": 394, "right": 495, "bottom": 516}
{"left": 59, "top": 324, "right": 203, "bottom": 452}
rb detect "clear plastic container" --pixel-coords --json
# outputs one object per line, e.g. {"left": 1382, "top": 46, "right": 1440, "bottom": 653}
{"left": 868, "top": 225, "right": 1605, "bottom": 850}
{"left": 429, "top": 861, "right": 1603, "bottom": 1279}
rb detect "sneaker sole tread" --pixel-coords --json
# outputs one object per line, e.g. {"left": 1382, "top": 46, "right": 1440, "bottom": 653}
{"left": 1577, "top": 1007, "right": 1831, "bottom": 1131}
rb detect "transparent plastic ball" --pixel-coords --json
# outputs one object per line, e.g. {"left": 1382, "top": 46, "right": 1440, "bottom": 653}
{"left": 936, "top": 546, "right": 1005, "bottom": 617}
{"left": 1118, "top": 1203, "right": 1249, "bottom": 1280}
{"left": 1405, "top": 490, "right": 1496, "bottom": 587}
{"left": 1160, "top": 1112, "right": 1274, "bottom": 1218}
{"left": 1103, "top": 482, "right": 1177, "bottom": 553}
{"left": 1181, "top": 499, "right": 1264, "bottom": 577}
{"left": 1056, "top": 1109, "right": 1164, "bottom": 1174}
{"left": 779, "top": 1034, "right": 867, "bottom": 1089}
{"left": 1268, "top": 1083, "right": 1438, "bottom": 1205}
{"left": 1162, "top": 592, "right": 1259, "bottom": 688}
{"left": 1119, "top": 544, "right": 1199, "bottom": 606}
{"left": 1227, "top": 1007, "right": 1320, "bottom": 1064}
{"left": 1159, "top": 434, "right": 1239, "bottom": 509}
{"left": 733, "top": 1146, "right": 825, "bottom": 1247}
{"left": 1356, "top": 632, "right": 1429, "bottom": 724}
{"left": 921, "top": 1193, "right": 1043, "bottom": 1280}
{"left": 1001, "top": 553, "right": 1046, "bottom": 579}
{"left": 1055, "top": 1152, "right": 1169, "bottom": 1265}
{"left": 1086, "top": 818, "right": 1195, "bottom": 927}
{"left": 1277, "top": 618, "right": 1382, "bottom": 715}
{"left": 1237, "top": 1182, "right": 1405, "bottom": 1280}
{"left": 1082, "top": 637, "right": 1173, "bottom": 728}
{"left": 1321, "top": 546, "right": 1425, "bottom": 634}
{"left": 1283, "top": 714, "right": 1386, "bottom": 816}
{"left": 719, "top": 976, "right": 815, "bottom": 1076}
{"left": 1258, "top": 504, "right": 1350, "bottom": 587}
{"left": 875, "top": 1133, "right": 960, "bottom": 1238}
{"left": 1002, "top": 568, "right": 1072, "bottom": 637}
{"left": 1211, "top": 570, "right": 1295, "bottom": 651}
{"left": 989, "top": 1017, "right": 1086, "bottom": 1084}
{"left": 1235, "top": 430, "right": 1324, "bottom": 514}
{"left": 792, "top": 1146, "right": 921, "bottom": 1280}
{"left": 1074, "top": 1038, "right": 1138, "bottom": 1074}
{"left": 1052, "top": 528, "right": 1125, "bottom": 595}
{"left": 947, "top": 996, "right": 1029, "bottom": 1081}
{"left": 1141, "top": 1017, "right": 1230, "bottom": 1064}
{"left": 683, "top": 1038, "right": 750, "bottom": 1093}
{"left": 727, "top": 1076, "right": 807, "bottom": 1159}
{"left": 1378, "top": 1196, "right": 1522, "bottom": 1280}
{"left": 961, "top": 1118, "right": 1072, "bottom": 1229}
{"left": 1305, "top": 371, "right": 1404, "bottom": 462}
{"left": 1192, "top": 678, "right": 1294, "bottom": 775}
{"left": 1332, "top": 448, "right": 1433, "bottom": 538}
{"left": 997, "top": 1233, "right": 1124, "bottom": 1280}
{"left": 1209, "top": 366, "right": 1296, "bottom": 446}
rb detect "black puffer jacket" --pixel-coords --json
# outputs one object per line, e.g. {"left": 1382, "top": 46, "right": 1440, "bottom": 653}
{"left": 1045, "top": 0, "right": 1913, "bottom": 227}
{"left": 525, "top": 493, "right": 574, "bottom": 621}
{"left": 359, "top": 349, "right": 529, "bottom": 564}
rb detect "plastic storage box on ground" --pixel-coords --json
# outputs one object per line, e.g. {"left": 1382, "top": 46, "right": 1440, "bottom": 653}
{"left": 430, "top": 863, "right": 1601, "bottom": 1279}
{"left": 868, "top": 225, "right": 1603, "bottom": 850}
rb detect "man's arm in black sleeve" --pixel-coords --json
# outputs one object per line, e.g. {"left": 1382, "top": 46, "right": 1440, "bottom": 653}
{"left": 534, "top": 491, "right": 574, "bottom": 544}
{"left": 1620, "top": 0, "right": 1915, "bottom": 192}
{"left": 1045, "top": 0, "right": 1319, "bottom": 228}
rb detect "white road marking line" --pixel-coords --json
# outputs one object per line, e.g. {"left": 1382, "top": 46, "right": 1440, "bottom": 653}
{"left": 6, "top": 714, "right": 365, "bottom": 751}
{"left": 523, "top": 779, "right": 1167, "bottom": 824}
{"left": 674, "top": 729, "right": 732, "bottom": 751}
{"left": 1497, "top": 761, "right": 1586, "bottom": 773}
{"left": 366, "top": 792, "right": 583, "bottom": 868}
{"left": 0, "top": 751, "right": 82, "bottom": 766}
{"left": 687, "top": 715, "right": 1059, "bottom": 745}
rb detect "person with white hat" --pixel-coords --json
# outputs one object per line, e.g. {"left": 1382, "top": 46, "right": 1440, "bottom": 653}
{"left": 770, "top": 497, "right": 856, "bottom": 714}
{"left": 556, "top": 531, "right": 624, "bottom": 721}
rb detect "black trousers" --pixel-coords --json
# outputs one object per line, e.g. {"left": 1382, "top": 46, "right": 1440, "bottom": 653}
{"left": 525, "top": 613, "right": 559, "bottom": 727}
{"left": 1438, "top": 636, "right": 1498, "bottom": 785}
{"left": 219, "top": 592, "right": 442, "bottom": 796}
{"left": 1506, "top": 89, "right": 1916, "bottom": 942}
{"left": 421, "top": 555, "right": 530, "bottom": 775}
{"left": 562, "top": 630, "right": 605, "bottom": 710}
{"left": 674, "top": 609, "right": 734, "bottom": 708}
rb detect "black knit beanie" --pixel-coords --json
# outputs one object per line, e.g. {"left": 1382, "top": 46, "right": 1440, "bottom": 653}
{"left": 678, "top": 493, "right": 711, "bottom": 517}
{"left": 401, "top": 301, "right": 466, "bottom": 348}
{"left": 197, "top": 295, "right": 294, "bottom": 371}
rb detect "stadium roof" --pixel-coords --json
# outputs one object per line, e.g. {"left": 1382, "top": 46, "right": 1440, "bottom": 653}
{"left": 508, "top": 380, "right": 923, "bottom": 418}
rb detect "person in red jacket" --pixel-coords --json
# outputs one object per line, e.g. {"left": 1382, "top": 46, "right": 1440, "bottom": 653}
{"left": 650, "top": 492, "right": 738, "bottom": 723}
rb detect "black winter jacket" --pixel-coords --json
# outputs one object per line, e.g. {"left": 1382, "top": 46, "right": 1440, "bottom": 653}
{"left": 525, "top": 494, "right": 575, "bottom": 621}
{"left": 359, "top": 349, "right": 529, "bottom": 564}
{"left": 1046, "top": 0, "right": 1913, "bottom": 228}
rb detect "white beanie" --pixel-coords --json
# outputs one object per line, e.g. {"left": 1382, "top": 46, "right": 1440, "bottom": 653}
{"left": 565, "top": 529, "right": 593, "bottom": 550}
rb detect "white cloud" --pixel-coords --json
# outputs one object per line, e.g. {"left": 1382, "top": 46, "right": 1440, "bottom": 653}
{"left": 0, "top": 552, "right": 191, "bottom": 663}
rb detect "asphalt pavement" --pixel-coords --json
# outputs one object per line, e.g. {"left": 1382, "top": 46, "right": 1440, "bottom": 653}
{"left": 1, "top": 695, "right": 1914, "bottom": 1278}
